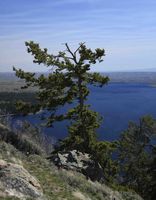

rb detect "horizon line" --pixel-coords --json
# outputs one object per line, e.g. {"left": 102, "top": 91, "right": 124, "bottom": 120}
{"left": 1, "top": 70, "right": 156, "bottom": 73}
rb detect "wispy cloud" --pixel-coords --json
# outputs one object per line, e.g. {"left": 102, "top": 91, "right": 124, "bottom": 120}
{"left": 0, "top": 0, "right": 156, "bottom": 72}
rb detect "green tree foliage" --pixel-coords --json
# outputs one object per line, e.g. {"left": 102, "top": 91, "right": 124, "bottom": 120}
{"left": 13, "top": 41, "right": 109, "bottom": 152}
{"left": 149, "top": 146, "right": 156, "bottom": 199}
{"left": 92, "top": 141, "right": 119, "bottom": 182}
{"left": 0, "top": 92, "right": 36, "bottom": 113}
{"left": 118, "top": 115, "right": 156, "bottom": 199}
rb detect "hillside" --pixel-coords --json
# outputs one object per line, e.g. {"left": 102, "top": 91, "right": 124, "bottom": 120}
{"left": 0, "top": 122, "right": 143, "bottom": 200}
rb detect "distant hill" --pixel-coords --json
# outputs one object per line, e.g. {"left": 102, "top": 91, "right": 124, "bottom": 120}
{"left": 1, "top": 71, "right": 156, "bottom": 84}
{"left": 0, "top": 72, "right": 18, "bottom": 81}
{"left": 103, "top": 72, "right": 156, "bottom": 84}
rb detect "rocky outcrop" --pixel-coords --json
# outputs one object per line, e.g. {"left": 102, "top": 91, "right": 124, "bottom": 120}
{"left": 50, "top": 150, "right": 104, "bottom": 182}
{"left": 0, "top": 159, "right": 44, "bottom": 200}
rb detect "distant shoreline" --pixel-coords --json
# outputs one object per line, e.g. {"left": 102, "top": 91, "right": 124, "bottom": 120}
{"left": 1, "top": 72, "right": 156, "bottom": 87}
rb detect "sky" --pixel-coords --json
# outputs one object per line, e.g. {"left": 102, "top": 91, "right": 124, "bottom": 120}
{"left": 0, "top": 0, "right": 156, "bottom": 72}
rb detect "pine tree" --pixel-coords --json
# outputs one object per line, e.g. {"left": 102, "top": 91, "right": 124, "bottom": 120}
{"left": 118, "top": 115, "right": 156, "bottom": 199}
{"left": 13, "top": 41, "right": 109, "bottom": 152}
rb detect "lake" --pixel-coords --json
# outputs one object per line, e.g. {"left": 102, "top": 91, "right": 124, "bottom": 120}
{"left": 13, "top": 82, "right": 156, "bottom": 141}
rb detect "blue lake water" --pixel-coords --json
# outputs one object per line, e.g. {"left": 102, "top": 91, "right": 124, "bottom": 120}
{"left": 13, "top": 82, "right": 156, "bottom": 141}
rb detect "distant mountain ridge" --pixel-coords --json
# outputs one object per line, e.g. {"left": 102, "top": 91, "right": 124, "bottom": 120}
{"left": 1, "top": 71, "right": 156, "bottom": 84}
{"left": 104, "top": 72, "right": 156, "bottom": 84}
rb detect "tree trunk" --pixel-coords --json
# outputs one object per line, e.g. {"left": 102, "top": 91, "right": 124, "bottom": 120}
{"left": 78, "top": 76, "right": 84, "bottom": 112}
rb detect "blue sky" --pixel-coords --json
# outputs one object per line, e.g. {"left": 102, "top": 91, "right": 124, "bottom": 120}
{"left": 0, "top": 0, "right": 156, "bottom": 72}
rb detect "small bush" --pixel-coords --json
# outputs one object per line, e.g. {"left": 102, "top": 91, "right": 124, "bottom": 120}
{"left": 0, "top": 121, "right": 48, "bottom": 155}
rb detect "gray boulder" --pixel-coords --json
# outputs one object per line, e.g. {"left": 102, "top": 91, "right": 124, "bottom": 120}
{"left": 51, "top": 150, "right": 104, "bottom": 182}
{"left": 0, "top": 159, "right": 45, "bottom": 200}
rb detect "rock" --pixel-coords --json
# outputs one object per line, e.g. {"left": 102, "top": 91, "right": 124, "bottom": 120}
{"left": 50, "top": 150, "right": 104, "bottom": 182}
{"left": 72, "top": 190, "right": 91, "bottom": 200}
{"left": 0, "top": 159, "right": 45, "bottom": 200}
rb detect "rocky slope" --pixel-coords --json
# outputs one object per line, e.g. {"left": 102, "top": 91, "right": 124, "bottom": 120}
{"left": 0, "top": 159, "right": 44, "bottom": 200}
{"left": 0, "top": 123, "right": 143, "bottom": 200}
